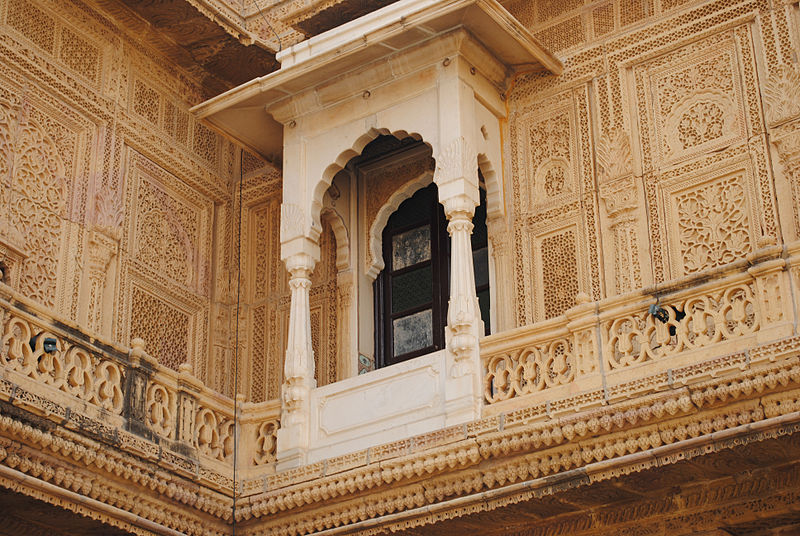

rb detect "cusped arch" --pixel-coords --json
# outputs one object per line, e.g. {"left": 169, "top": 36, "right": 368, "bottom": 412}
{"left": 310, "top": 127, "right": 431, "bottom": 233}
{"left": 477, "top": 153, "right": 504, "bottom": 220}
{"left": 366, "top": 170, "right": 434, "bottom": 280}
{"left": 320, "top": 208, "right": 350, "bottom": 272}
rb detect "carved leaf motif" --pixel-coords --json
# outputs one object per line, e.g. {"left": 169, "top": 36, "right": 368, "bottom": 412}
{"left": 280, "top": 203, "right": 306, "bottom": 242}
{"left": 434, "top": 137, "right": 478, "bottom": 186}
{"left": 94, "top": 186, "right": 124, "bottom": 233}
{"left": 764, "top": 64, "right": 800, "bottom": 127}
{"left": 596, "top": 128, "right": 632, "bottom": 182}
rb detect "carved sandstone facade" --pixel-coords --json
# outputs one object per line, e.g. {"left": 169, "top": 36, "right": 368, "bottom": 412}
{"left": 1, "top": 0, "right": 800, "bottom": 534}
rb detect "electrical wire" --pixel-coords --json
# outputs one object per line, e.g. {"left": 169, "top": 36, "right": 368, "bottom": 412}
{"left": 252, "top": 0, "right": 282, "bottom": 52}
{"left": 232, "top": 149, "right": 244, "bottom": 534}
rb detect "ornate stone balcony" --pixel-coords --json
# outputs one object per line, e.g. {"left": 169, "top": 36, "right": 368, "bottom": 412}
{"left": 483, "top": 238, "right": 794, "bottom": 415}
{"left": 0, "top": 282, "right": 281, "bottom": 499}
{"left": 3, "top": 239, "right": 800, "bottom": 534}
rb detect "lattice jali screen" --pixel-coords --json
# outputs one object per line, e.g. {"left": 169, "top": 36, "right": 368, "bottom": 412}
{"left": 510, "top": 86, "right": 599, "bottom": 326}
{"left": 129, "top": 285, "right": 191, "bottom": 371}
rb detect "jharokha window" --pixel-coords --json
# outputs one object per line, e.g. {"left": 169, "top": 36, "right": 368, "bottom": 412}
{"left": 375, "top": 183, "right": 490, "bottom": 367}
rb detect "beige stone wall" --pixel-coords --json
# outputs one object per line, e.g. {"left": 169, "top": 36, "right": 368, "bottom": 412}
{"left": 0, "top": 0, "right": 344, "bottom": 400}
{"left": 501, "top": 0, "right": 800, "bottom": 327}
{"left": 0, "top": 0, "right": 226, "bottom": 387}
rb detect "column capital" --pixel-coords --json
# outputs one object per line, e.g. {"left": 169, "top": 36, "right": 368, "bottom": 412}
{"left": 441, "top": 192, "right": 478, "bottom": 222}
{"left": 284, "top": 251, "right": 316, "bottom": 279}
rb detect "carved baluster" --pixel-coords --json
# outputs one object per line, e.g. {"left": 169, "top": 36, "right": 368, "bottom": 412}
{"left": 446, "top": 207, "right": 479, "bottom": 376}
{"left": 177, "top": 362, "right": 201, "bottom": 448}
{"left": 435, "top": 137, "right": 482, "bottom": 379}
{"left": 125, "top": 338, "right": 156, "bottom": 440}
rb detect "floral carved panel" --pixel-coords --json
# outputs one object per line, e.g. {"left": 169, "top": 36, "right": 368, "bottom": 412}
{"left": 630, "top": 25, "right": 775, "bottom": 281}
{"left": 634, "top": 30, "right": 748, "bottom": 170}
{"left": 660, "top": 165, "right": 758, "bottom": 278}
{"left": 517, "top": 91, "right": 580, "bottom": 212}
{"left": 0, "top": 90, "right": 84, "bottom": 311}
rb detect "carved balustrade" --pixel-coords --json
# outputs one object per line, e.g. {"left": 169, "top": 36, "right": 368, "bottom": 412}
{"left": 482, "top": 296, "right": 598, "bottom": 405}
{"left": 482, "top": 242, "right": 795, "bottom": 407}
{"left": 0, "top": 284, "right": 281, "bottom": 483}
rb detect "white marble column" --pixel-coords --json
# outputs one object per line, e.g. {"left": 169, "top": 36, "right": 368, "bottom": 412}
{"left": 444, "top": 200, "right": 480, "bottom": 376}
{"left": 435, "top": 134, "right": 483, "bottom": 424}
{"left": 276, "top": 251, "right": 316, "bottom": 470}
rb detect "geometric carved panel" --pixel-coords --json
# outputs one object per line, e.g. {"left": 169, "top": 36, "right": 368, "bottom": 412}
{"left": 539, "top": 227, "right": 580, "bottom": 319}
{"left": 6, "top": 0, "right": 56, "bottom": 54}
{"left": 120, "top": 150, "right": 212, "bottom": 376}
{"left": 129, "top": 284, "right": 190, "bottom": 371}
{"left": 511, "top": 85, "right": 599, "bottom": 325}
{"left": 126, "top": 151, "right": 213, "bottom": 295}
{"left": 247, "top": 196, "right": 284, "bottom": 402}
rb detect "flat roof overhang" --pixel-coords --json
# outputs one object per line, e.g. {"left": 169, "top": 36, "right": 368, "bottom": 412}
{"left": 190, "top": 0, "right": 562, "bottom": 163}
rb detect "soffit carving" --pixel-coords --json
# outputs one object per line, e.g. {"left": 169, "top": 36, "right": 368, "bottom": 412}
{"left": 97, "top": 0, "right": 279, "bottom": 96}
{"left": 290, "top": 0, "right": 402, "bottom": 37}
{"left": 192, "top": 0, "right": 561, "bottom": 160}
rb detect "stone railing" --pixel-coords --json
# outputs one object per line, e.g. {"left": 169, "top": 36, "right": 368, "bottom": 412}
{"left": 0, "top": 284, "right": 281, "bottom": 487}
{"left": 482, "top": 241, "right": 796, "bottom": 409}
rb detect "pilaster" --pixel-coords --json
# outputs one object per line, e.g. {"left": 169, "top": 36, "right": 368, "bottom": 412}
{"left": 597, "top": 128, "right": 645, "bottom": 295}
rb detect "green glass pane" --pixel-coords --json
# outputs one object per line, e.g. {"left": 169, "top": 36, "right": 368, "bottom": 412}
{"left": 473, "top": 247, "right": 489, "bottom": 287}
{"left": 392, "top": 226, "right": 430, "bottom": 270}
{"left": 391, "top": 265, "right": 432, "bottom": 313}
{"left": 393, "top": 309, "right": 433, "bottom": 356}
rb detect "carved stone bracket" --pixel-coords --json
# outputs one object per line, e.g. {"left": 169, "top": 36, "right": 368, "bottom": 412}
{"left": 433, "top": 137, "right": 479, "bottom": 189}
{"left": 599, "top": 174, "right": 638, "bottom": 219}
